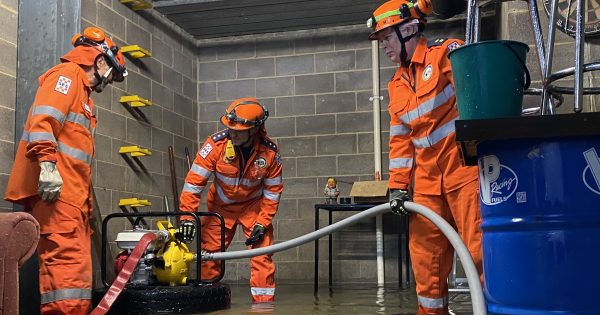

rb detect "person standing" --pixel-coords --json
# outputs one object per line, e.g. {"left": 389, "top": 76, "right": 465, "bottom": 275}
{"left": 367, "top": 1, "right": 483, "bottom": 314}
{"left": 178, "top": 97, "right": 283, "bottom": 303}
{"left": 4, "top": 27, "right": 127, "bottom": 314}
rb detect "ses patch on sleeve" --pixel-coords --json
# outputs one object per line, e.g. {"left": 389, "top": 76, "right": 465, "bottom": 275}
{"left": 199, "top": 143, "right": 213, "bottom": 159}
{"left": 54, "top": 76, "right": 73, "bottom": 95}
{"left": 447, "top": 41, "right": 462, "bottom": 51}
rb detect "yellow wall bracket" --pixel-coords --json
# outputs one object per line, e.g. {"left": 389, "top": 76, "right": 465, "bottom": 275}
{"left": 120, "top": 95, "right": 152, "bottom": 108}
{"left": 119, "top": 145, "right": 152, "bottom": 157}
{"left": 119, "top": 198, "right": 152, "bottom": 207}
{"left": 119, "top": 0, "right": 152, "bottom": 10}
{"left": 121, "top": 45, "right": 152, "bottom": 59}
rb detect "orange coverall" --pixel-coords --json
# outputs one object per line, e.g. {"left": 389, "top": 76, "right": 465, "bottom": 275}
{"left": 180, "top": 129, "right": 283, "bottom": 302}
{"left": 5, "top": 58, "right": 96, "bottom": 314}
{"left": 387, "top": 37, "right": 483, "bottom": 315}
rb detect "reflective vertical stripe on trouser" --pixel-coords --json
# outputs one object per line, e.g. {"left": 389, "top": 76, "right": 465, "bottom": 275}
{"left": 409, "top": 193, "right": 454, "bottom": 315}
{"left": 32, "top": 198, "right": 92, "bottom": 315}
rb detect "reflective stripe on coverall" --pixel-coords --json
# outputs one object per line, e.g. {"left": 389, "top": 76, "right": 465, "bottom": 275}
{"left": 4, "top": 61, "right": 96, "bottom": 314}
{"left": 180, "top": 129, "right": 283, "bottom": 302}
{"left": 387, "top": 37, "right": 483, "bottom": 315}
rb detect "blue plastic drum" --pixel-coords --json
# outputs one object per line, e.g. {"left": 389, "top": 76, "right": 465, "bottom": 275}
{"left": 478, "top": 137, "right": 600, "bottom": 314}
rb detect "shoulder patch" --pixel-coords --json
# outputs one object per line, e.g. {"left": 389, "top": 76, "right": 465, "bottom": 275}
{"left": 54, "top": 75, "right": 72, "bottom": 95}
{"left": 427, "top": 38, "right": 447, "bottom": 48}
{"left": 261, "top": 138, "right": 278, "bottom": 152}
{"left": 447, "top": 40, "right": 462, "bottom": 51}
{"left": 199, "top": 142, "right": 213, "bottom": 159}
{"left": 211, "top": 129, "right": 229, "bottom": 142}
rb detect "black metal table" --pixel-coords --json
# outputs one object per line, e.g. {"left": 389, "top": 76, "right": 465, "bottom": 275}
{"left": 313, "top": 203, "right": 411, "bottom": 293}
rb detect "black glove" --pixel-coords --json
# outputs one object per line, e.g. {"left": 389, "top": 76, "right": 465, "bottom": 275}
{"left": 390, "top": 189, "right": 410, "bottom": 215}
{"left": 177, "top": 220, "right": 196, "bottom": 243}
{"left": 245, "top": 224, "right": 266, "bottom": 246}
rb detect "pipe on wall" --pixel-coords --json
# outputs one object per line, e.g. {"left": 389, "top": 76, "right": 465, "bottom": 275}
{"left": 371, "top": 40, "right": 386, "bottom": 286}
{"left": 431, "top": 0, "right": 467, "bottom": 19}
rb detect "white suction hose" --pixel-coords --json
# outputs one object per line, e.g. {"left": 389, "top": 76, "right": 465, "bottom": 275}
{"left": 203, "top": 204, "right": 390, "bottom": 261}
{"left": 201, "top": 203, "right": 487, "bottom": 315}
{"left": 404, "top": 201, "right": 487, "bottom": 315}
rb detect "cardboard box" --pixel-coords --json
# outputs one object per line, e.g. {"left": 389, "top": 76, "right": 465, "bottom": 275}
{"left": 349, "top": 181, "right": 389, "bottom": 204}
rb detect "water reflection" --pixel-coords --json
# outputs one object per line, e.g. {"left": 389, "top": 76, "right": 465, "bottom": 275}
{"left": 248, "top": 302, "right": 274, "bottom": 313}
{"left": 206, "top": 284, "right": 474, "bottom": 315}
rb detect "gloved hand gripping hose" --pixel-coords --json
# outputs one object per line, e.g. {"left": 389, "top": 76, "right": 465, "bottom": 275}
{"left": 390, "top": 189, "right": 410, "bottom": 215}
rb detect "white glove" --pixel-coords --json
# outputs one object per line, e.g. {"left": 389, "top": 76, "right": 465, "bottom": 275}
{"left": 38, "top": 161, "right": 63, "bottom": 202}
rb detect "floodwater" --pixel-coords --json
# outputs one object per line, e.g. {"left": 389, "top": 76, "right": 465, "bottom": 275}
{"left": 206, "top": 284, "right": 474, "bottom": 315}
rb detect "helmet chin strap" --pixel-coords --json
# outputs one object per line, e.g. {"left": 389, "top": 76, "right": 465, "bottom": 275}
{"left": 93, "top": 65, "right": 113, "bottom": 93}
{"left": 240, "top": 128, "right": 259, "bottom": 147}
{"left": 393, "top": 25, "right": 418, "bottom": 67}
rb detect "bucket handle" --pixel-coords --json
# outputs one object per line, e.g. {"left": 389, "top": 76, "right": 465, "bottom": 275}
{"left": 502, "top": 42, "right": 531, "bottom": 90}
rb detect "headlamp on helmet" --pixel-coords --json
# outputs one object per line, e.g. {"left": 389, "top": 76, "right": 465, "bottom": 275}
{"left": 71, "top": 27, "right": 128, "bottom": 82}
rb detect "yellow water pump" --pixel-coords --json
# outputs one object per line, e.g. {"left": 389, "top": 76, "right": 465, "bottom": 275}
{"left": 153, "top": 220, "right": 195, "bottom": 286}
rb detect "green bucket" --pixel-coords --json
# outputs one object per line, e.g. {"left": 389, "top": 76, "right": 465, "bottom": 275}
{"left": 448, "top": 40, "right": 530, "bottom": 120}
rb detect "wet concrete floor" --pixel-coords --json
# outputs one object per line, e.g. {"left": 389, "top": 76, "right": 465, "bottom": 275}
{"left": 207, "top": 284, "right": 473, "bottom": 315}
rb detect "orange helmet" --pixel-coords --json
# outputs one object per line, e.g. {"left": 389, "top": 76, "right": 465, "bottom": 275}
{"left": 367, "top": 0, "right": 432, "bottom": 40}
{"left": 62, "top": 27, "right": 127, "bottom": 82}
{"left": 220, "top": 98, "right": 269, "bottom": 131}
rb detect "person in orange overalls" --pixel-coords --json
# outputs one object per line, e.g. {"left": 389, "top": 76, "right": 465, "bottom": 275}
{"left": 367, "top": 1, "right": 483, "bottom": 314}
{"left": 4, "top": 27, "right": 127, "bottom": 315}
{"left": 178, "top": 97, "right": 283, "bottom": 303}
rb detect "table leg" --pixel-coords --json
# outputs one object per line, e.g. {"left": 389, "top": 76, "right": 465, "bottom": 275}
{"left": 314, "top": 206, "right": 319, "bottom": 293}
{"left": 397, "top": 215, "right": 402, "bottom": 288}
{"left": 328, "top": 210, "right": 332, "bottom": 287}
{"left": 401, "top": 215, "right": 410, "bottom": 289}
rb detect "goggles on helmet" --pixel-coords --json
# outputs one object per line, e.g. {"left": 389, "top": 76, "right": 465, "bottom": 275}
{"left": 224, "top": 101, "right": 269, "bottom": 127}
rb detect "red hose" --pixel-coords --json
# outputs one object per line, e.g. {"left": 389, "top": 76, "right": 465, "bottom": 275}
{"left": 90, "top": 233, "right": 157, "bottom": 315}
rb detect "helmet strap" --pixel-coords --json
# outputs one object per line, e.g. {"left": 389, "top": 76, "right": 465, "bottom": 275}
{"left": 393, "top": 25, "right": 418, "bottom": 67}
{"left": 92, "top": 58, "right": 113, "bottom": 92}
{"left": 239, "top": 129, "right": 258, "bottom": 148}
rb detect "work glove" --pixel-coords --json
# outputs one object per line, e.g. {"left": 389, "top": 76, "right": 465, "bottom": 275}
{"left": 389, "top": 189, "right": 410, "bottom": 216}
{"left": 177, "top": 220, "right": 196, "bottom": 243}
{"left": 245, "top": 223, "right": 266, "bottom": 246}
{"left": 38, "top": 161, "right": 63, "bottom": 202}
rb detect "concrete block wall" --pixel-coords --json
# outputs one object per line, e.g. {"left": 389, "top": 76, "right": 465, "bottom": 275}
{"left": 81, "top": 0, "right": 198, "bottom": 285}
{"left": 0, "top": 0, "right": 17, "bottom": 212}
{"left": 501, "top": 1, "right": 599, "bottom": 112}
{"left": 197, "top": 21, "right": 470, "bottom": 284}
